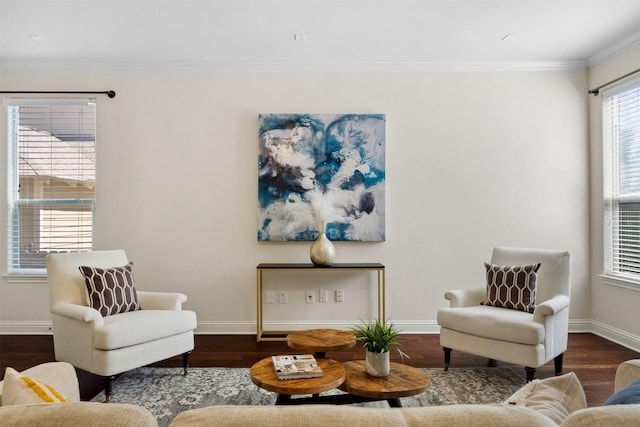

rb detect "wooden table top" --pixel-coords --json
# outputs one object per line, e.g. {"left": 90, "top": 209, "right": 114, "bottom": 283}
{"left": 287, "top": 329, "right": 357, "bottom": 353}
{"left": 250, "top": 357, "right": 346, "bottom": 396}
{"left": 338, "top": 360, "right": 430, "bottom": 399}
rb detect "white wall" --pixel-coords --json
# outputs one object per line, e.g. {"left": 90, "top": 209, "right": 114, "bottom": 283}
{"left": 589, "top": 43, "right": 640, "bottom": 350}
{"left": 0, "top": 68, "right": 590, "bottom": 336}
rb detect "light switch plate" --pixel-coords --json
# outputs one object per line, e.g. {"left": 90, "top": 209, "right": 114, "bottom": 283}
{"left": 265, "top": 290, "right": 275, "bottom": 304}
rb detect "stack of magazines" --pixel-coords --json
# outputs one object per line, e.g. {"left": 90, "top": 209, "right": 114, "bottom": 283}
{"left": 272, "top": 354, "right": 323, "bottom": 380}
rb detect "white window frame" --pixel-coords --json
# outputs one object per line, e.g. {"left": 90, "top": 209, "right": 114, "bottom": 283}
{"left": 5, "top": 98, "right": 96, "bottom": 275}
{"left": 602, "top": 76, "right": 640, "bottom": 288}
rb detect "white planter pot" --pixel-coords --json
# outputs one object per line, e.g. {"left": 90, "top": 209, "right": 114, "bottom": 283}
{"left": 365, "top": 350, "right": 390, "bottom": 377}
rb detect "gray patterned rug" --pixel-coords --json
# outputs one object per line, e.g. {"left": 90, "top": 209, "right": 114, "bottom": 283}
{"left": 91, "top": 366, "right": 526, "bottom": 427}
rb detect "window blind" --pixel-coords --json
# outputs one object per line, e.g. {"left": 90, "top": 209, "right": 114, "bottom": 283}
{"left": 6, "top": 99, "right": 96, "bottom": 273}
{"left": 603, "top": 78, "right": 640, "bottom": 281}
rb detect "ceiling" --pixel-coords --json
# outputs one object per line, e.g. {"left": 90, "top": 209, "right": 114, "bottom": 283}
{"left": 1, "top": 0, "right": 640, "bottom": 71}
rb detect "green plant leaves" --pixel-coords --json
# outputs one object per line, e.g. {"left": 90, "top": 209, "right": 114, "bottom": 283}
{"left": 351, "top": 318, "right": 400, "bottom": 353}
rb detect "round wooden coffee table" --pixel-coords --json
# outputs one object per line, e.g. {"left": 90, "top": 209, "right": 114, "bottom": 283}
{"left": 287, "top": 329, "right": 356, "bottom": 358}
{"left": 339, "top": 360, "right": 430, "bottom": 407}
{"left": 250, "top": 357, "right": 346, "bottom": 404}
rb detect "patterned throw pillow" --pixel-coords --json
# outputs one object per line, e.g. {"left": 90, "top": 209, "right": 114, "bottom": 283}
{"left": 79, "top": 262, "right": 141, "bottom": 317}
{"left": 2, "top": 367, "right": 69, "bottom": 405}
{"left": 483, "top": 262, "right": 541, "bottom": 313}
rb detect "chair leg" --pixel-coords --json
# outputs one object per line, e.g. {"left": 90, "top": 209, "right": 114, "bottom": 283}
{"left": 487, "top": 359, "right": 497, "bottom": 367}
{"left": 554, "top": 353, "right": 564, "bottom": 375}
{"left": 182, "top": 351, "right": 191, "bottom": 376}
{"left": 443, "top": 347, "right": 451, "bottom": 371}
{"left": 525, "top": 367, "right": 536, "bottom": 382}
{"left": 103, "top": 375, "right": 115, "bottom": 403}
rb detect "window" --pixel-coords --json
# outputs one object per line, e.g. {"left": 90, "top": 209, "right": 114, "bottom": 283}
{"left": 6, "top": 99, "right": 96, "bottom": 274}
{"left": 603, "top": 77, "right": 640, "bottom": 283}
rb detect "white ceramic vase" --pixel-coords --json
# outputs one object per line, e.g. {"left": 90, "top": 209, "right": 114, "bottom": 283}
{"left": 365, "top": 350, "right": 390, "bottom": 377}
{"left": 310, "top": 229, "right": 335, "bottom": 266}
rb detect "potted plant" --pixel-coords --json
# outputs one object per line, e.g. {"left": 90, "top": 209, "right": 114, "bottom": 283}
{"left": 351, "top": 318, "right": 401, "bottom": 377}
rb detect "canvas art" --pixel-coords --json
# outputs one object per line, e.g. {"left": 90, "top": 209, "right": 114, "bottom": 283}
{"left": 258, "top": 113, "right": 385, "bottom": 241}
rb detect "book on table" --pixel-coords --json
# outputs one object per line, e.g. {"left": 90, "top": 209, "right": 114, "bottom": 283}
{"left": 272, "top": 354, "right": 323, "bottom": 380}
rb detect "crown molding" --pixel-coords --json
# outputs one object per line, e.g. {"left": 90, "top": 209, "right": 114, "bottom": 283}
{"left": 587, "top": 30, "right": 640, "bottom": 68}
{"left": 0, "top": 59, "right": 587, "bottom": 73}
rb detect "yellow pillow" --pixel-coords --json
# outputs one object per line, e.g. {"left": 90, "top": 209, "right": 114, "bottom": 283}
{"left": 2, "top": 367, "right": 69, "bottom": 405}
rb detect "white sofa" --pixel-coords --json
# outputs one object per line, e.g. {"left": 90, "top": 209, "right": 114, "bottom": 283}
{"left": 0, "top": 362, "right": 157, "bottom": 426}
{"left": 169, "top": 361, "right": 640, "bottom": 426}
{"left": 2, "top": 360, "right": 639, "bottom": 426}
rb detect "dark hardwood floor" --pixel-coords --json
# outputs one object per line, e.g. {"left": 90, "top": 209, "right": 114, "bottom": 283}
{"left": 1, "top": 333, "right": 638, "bottom": 407}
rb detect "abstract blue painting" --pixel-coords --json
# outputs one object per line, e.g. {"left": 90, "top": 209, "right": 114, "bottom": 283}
{"left": 258, "top": 114, "right": 385, "bottom": 241}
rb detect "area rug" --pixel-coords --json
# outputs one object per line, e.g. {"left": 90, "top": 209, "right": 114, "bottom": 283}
{"left": 91, "top": 366, "right": 526, "bottom": 426}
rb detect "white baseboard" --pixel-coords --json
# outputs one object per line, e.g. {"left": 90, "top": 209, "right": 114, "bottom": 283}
{"left": 193, "top": 320, "right": 443, "bottom": 335}
{"left": 591, "top": 320, "right": 640, "bottom": 353}
{"left": 193, "top": 320, "right": 430, "bottom": 334}
{"left": 0, "top": 320, "right": 437, "bottom": 335}
{"left": 568, "top": 319, "right": 593, "bottom": 333}
{"left": 1, "top": 319, "right": 639, "bottom": 353}
{"left": 0, "top": 321, "right": 52, "bottom": 334}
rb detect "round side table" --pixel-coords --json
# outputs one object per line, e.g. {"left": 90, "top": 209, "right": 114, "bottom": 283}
{"left": 250, "top": 357, "right": 346, "bottom": 404}
{"left": 339, "top": 360, "right": 430, "bottom": 407}
{"left": 287, "top": 328, "right": 357, "bottom": 358}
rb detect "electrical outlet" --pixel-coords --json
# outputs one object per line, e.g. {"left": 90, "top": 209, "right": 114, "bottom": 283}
{"left": 335, "top": 289, "right": 344, "bottom": 302}
{"left": 278, "top": 290, "right": 288, "bottom": 304}
{"left": 306, "top": 290, "right": 314, "bottom": 304}
{"left": 265, "top": 290, "right": 275, "bottom": 304}
{"left": 319, "top": 289, "right": 328, "bottom": 303}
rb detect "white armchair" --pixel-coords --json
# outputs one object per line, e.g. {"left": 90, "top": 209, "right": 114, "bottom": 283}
{"left": 437, "top": 247, "right": 571, "bottom": 381}
{"left": 47, "top": 250, "right": 197, "bottom": 401}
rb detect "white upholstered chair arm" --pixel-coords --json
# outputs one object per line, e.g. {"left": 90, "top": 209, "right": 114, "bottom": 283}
{"left": 444, "top": 286, "right": 486, "bottom": 307}
{"left": 532, "top": 295, "right": 570, "bottom": 323}
{"left": 51, "top": 302, "right": 104, "bottom": 326}
{"left": 138, "top": 291, "right": 187, "bottom": 310}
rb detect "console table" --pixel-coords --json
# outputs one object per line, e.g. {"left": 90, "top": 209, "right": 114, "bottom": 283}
{"left": 256, "top": 263, "right": 385, "bottom": 342}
